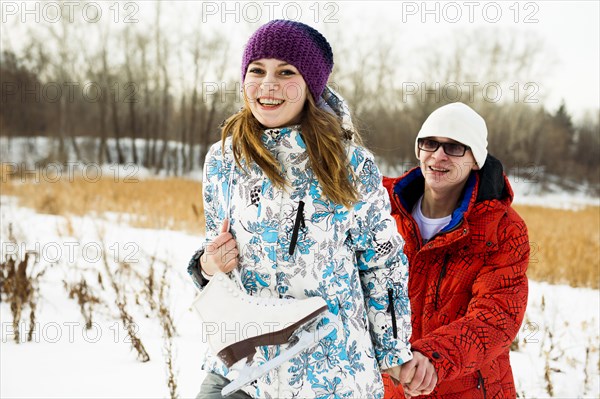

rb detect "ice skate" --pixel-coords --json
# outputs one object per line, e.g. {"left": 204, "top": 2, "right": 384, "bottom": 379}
{"left": 191, "top": 272, "right": 329, "bottom": 396}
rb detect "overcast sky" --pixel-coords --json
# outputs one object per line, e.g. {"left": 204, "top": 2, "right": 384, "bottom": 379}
{"left": 360, "top": 1, "right": 599, "bottom": 120}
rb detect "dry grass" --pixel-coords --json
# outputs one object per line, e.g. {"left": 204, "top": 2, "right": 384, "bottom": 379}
{"left": 63, "top": 277, "right": 102, "bottom": 330}
{"left": 0, "top": 252, "right": 45, "bottom": 343}
{"left": 514, "top": 205, "right": 600, "bottom": 289}
{"left": 97, "top": 229, "right": 150, "bottom": 363}
{"left": 2, "top": 165, "right": 598, "bottom": 288}
{"left": 1, "top": 166, "right": 204, "bottom": 234}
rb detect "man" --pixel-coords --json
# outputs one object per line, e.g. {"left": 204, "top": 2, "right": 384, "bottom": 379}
{"left": 382, "top": 102, "right": 529, "bottom": 399}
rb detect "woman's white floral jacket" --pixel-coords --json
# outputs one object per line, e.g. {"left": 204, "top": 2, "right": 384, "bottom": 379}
{"left": 189, "top": 126, "right": 412, "bottom": 398}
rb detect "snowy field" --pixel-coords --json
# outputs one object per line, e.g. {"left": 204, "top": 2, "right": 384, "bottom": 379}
{"left": 1, "top": 190, "right": 599, "bottom": 398}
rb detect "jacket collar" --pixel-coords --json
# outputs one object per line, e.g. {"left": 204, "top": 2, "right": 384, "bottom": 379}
{"left": 393, "top": 154, "right": 510, "bottom": 232}
{"left": 260, "top": 125, "right": 303, "bottom": 151}
{"left": 476, "top": 154, "right": 513, "bottom": 204}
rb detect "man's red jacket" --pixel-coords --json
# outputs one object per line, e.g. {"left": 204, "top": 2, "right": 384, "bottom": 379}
{"left": 382, "top": 156, "right": 529, "bottom": 399}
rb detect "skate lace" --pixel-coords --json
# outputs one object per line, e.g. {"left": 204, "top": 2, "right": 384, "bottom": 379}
{"left": 215, "top": 274, "right": 293, "bottom": 307}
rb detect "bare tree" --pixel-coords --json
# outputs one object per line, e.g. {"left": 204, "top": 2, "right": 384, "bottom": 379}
{"left": 80, "top": 24, "right": 112, "bottom": 164}
{"left": 135, "top": 32, "right": 153, "bottom": 168}
{"left": 155, "top": 35, "right": 171, "bottom": 173}
{"left": 175, "top": 43, "right": 190, "bottom": 175}
{"left": 123, "top": 25, "right": 138, "bottom": 164}
{"left": 105, "top": 41, "right": 125, "bottom": 164}
{"left": 43, "top": 7, "right": 82, "bottom": 163}
{"left": 198, "top": 35, "right": 231, "bottom": 168}
{"left": 185, "top": 27, "right": 203, "bottom": 172}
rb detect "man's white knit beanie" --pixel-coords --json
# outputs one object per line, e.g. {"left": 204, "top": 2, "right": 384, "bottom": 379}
{"left": 415, "top": 102, "right": 488, "bottom": 169}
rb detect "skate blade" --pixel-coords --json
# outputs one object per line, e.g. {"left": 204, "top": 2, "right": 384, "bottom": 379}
{"left": 221, "top": 330, "right": 318, "bottom": 397}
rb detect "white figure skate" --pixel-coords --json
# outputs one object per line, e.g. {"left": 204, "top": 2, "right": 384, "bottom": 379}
{"left": 191, "top": 272, "right": 329, "bottom": 396}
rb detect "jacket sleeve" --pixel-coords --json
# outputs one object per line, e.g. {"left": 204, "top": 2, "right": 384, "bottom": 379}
{"left": 347, "top": 146, "right": 413, "bottom": 369}
{"left": 411, "top": 211, "right": 530, "bottom": 381}
{"left": 187, "top": 142, "right": 226, "bottom": 290}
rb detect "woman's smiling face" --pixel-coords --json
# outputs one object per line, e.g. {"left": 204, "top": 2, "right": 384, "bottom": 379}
{"left": 243, "top": 58, "right": 308, "bottom": 128}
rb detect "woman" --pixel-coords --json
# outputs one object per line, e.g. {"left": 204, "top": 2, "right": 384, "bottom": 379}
{"left": 187, "top": 20, "right": 412, "bottom": 398}
{"left": 382, "top": 102, "right": 529, "bottom": 399}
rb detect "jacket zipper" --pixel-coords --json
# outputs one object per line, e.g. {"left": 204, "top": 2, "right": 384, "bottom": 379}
{"left": 387, "top": 288, "right": 398, "bottom": 338}
{"left": 434, "top": 253, "right": 450, "bottom": 310}
{"left": 288, "top": 200, "right": 305, "bottom": 255}
{"left": 477, "top": 371, "right": 487, "bottom": 399}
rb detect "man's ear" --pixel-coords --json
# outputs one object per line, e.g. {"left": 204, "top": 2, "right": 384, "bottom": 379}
{"left": 464, "top": 160, "right": 479, "bottom": 171}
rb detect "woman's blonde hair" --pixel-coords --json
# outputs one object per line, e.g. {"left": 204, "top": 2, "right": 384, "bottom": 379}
{"left": 221, "top": 94, "right": 362, "bottom": 207}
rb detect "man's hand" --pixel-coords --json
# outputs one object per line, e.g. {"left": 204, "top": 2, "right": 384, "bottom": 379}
{"left": 399, "top": 351, "right": 438, "bottom": 398}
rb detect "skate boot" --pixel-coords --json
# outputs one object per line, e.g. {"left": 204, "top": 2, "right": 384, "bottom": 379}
{"left": 191, "top": 272, "right": 329, "bottom": 396}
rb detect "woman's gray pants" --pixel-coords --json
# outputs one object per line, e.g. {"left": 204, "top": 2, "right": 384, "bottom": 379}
{"left": 196, "top": 373, "right": 253, "bottom": 399}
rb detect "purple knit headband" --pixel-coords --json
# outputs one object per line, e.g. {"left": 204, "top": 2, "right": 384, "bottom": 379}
{"left": 241, "top": 20, "right": 334, "bottom": 101}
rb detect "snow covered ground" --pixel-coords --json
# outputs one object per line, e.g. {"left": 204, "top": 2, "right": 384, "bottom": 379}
{"left": 1, "top": 192, "right": 599, "bottom": 398}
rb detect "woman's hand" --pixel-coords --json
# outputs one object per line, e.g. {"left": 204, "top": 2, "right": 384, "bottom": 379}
{"left": 200, "top": 219, "right": 239, "bottom": 275}
{"left": 381, "top": 365, "right": 402, "bottom": 385}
